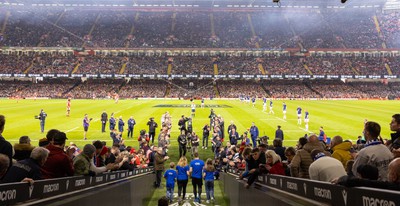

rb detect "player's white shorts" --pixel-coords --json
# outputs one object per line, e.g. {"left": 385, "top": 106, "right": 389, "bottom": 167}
{"left": 304, "top": 119, "right": 309, "bottom": 123}
{"left": 297, "top": 114, "right": 301, "bottom": 118}
{"left": 283, "top": 110, "right": 286, "bottom": 114}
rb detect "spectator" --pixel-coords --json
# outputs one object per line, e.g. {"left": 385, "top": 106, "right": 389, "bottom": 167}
{"left": 41, "top": 131, "right": 74, "bottom": 179}
{"left": 158, "top": 196, "right": 169, "bottom": 206}
{"left": 309, "top": 149, "right": 346, "bottom": 182}
{"left": 38, "top": 138, "right": 49, "bottom": 147}
{"left": 356, "top": 164, "right": 379, "bottom": 180}
{"left": 262, "top": 150, "right": 285, "bottom": 175}
{"left": 73, "top": 144, "right": 116, "bottom": 176}
{"left": 0, "top": 154, "right": 10, "bottom": 181}
{"left": 290, "top": 135, "right": 326, "bottom": 178}
{"left": 13, "top": 136, "right": 34, "bottom": 161}
{"left": 203, "top": 158, "right": 215, "bottom": 204}
{"left": 352, "top": 121, "right": 393, "bottom": 181}
{"left": 284, "top": 147, "right": 296, "bottom": 176}
{"left": 330, "top": 136, "right": 353, "bottom": 168}
{"left": 3, "top": 147, "right": 49, "bottom": 183}
{"left": 0, "top": 115, "right": 13, "bottom": 168}
{"left": 335, "top": 158, "right": 400, "bottom": 191}
{"left": 245, "top": 148, "right": 266, "bottom": 189}
{"left": 273, "top": 138, "right": 287, "bottom": 161}
{"left": 389, "top": 114, "right": 400, "bottom": 158}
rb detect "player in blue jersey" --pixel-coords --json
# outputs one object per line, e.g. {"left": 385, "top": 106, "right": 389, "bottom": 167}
{"left": 297, "top": 106, "right": 302, "bottom": 125}
{"left": 282, "top": 102, "right": 287, "bottom": 120}
{"left": 269, "top": 100, "right": 274, "bottom": 114}
{"left": 304, "top": 110, "right": 309, "bottom": 130}
{"left": 251, "top": 97, "right": 256, "bottom": 107}
{"left": 201, "top": 98, "right": 205, "bottom": 108}
{"left": 262, "top": 97, "right": 267, "bottom": 112}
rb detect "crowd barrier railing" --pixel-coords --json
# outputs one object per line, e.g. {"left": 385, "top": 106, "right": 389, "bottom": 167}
{"left": 227, "top": 168, "right": 400, "bottom": 206}
{"left": 0, "top": 168, "right": 154, "bottom": 205}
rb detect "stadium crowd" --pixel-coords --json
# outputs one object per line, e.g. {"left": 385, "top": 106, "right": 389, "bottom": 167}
{"left": 0, "top": 9, "right": 399, "bottom": 49}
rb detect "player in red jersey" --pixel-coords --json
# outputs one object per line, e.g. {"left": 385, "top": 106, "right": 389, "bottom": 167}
{"left": 66, "top": 98, "right": 71, "bottom": 117}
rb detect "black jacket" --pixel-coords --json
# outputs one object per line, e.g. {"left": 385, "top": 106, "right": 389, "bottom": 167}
{"left": 2, "top": 158, "right": 42, "bottom": 183}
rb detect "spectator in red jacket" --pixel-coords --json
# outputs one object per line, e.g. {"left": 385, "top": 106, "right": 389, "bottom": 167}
{"left": 262, "top": 150, "right": 285, "bottom": 175}
{"left": 41, "top": 131, "right": 74, "bottom": 179}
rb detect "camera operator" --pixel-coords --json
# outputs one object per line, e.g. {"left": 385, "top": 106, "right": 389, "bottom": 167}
{"left": 38, "top": 109, "right": 47, "bottom": 133}
{"left": 147, "top": 117, "right": 158, "bottom": 144}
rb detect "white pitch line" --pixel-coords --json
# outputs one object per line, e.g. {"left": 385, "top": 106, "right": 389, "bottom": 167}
{"left": 298, "top": 127, "right": 310, "bottom": 133}
{"left": 274, "top": 116, "right": 287, "bottom": 122}
{"left": 65, "top": 127, "right": 79, "bottom": 133}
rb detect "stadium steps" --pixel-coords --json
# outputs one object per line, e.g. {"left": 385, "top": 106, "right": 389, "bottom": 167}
{"left": 284, "top": 14, "right": 303, "bottom": 50}
{"left": 167, "top": 63, "right": 172, "bottom": 75}
{"left": 71, "top": 62, "right": 81, "bottom": 74}
{"left": 119, "top": 63, "right": 127, "bottom": 74}
{"left": 23, "top": 62, "right": 34, "bottom": 74}
{"left": 260, "top": 83, "right": 271, "bottom": 97}
{"left": 82, "top": 14, "right": 101, "bottom": 48}
{"left": 63, "top": 80, "right": 81, "bottom": 96}
{"left": 247, "top": 14, "right": 260, "bottom": 49}
{"left": 258, "top": 63, "right": 267, "bottom": 75}
{"left": 304, "top": 81, "right": 322, "bottom": 98}
{"left": 125, "top": 13, "right": 139, "bottom": 48}
{"left": 1, "top": 11, "right": 10, "bottom": 35}
{"left": 172, "top": 12, "right": 176, "bottom": 32}
{"left": 165, "top": 83, "right": 171, "bottom": 97}
{"left": 214, "top": 82, "right": 220, "bottom": 98}
{"left": 210, "top": 13, "right": 216, "bottom": 37}
{"left": 344, "top": 59, "right": 360, "bottom": 75}
{"left": 385, "top": 63, "right": 393, "bottom": 75}
{"left": 303, "top": 64, "right": 313, "bottom": 75}
{"left": 213, "top": 63, "right": 219, "bottom": 75}
{"left": 373, "top": 15, "right": 387, "bottom": 49}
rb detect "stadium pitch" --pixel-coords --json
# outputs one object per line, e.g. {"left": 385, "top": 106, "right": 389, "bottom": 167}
{"left": 1, "top": 99, "right": 396, "bottom": 205}
{"left": 1, "top": 99, "right": 395, "bottom": 148}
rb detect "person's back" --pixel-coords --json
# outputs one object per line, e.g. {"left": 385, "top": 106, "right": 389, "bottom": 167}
{"left": 0, "top": 115, "right": 13, "bottom": 167}
{"left": 331, "top": 141, "right": 353, "bottom": 168}
{"left": 309, "top": 150, "right": 346, "bottom": 182}
{"left": 41, "top": 132, "right": 74, "bottom": 179}
{"left": 291, "top": 135, "right": 326, "bottom": 178}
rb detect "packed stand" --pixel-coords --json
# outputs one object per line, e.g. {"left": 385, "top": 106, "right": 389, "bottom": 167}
{"left": 263, "top": 80, "right": 319, "bottom": 99}
{"left": 171, "top": 56, "right": 214, "bottom": 75}
{"left": 69, "top": 79, "right": 123, "bottom": 99}
{"left": 167, "top": 80, "right": 215, "bottom": 98}
{"left": 118, "top": 80, "right": 167, "bottom": 98}
{"left": 216, "top": 56, "right": 260, "bottom": 75}
{"left": 217, "top": 80, "right": 266, "bottom": 98}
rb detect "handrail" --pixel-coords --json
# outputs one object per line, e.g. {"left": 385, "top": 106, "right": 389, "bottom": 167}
{"left": 0, "top": 168, "right": 154, "bottom": 205}
{"left": 226, "top": 168, "right": 400, "bottom": 206}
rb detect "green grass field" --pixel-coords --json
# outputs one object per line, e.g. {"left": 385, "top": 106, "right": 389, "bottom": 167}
{"left": 0, "top": 99, "right": 397, "bottom": 206}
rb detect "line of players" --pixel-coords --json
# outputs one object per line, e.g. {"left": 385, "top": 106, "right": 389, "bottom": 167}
{"left": 243, "top": 97, "right": 310, "bottom": 131}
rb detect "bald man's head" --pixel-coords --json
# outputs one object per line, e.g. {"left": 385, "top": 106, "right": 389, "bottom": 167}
{"left": 388, "top": 158, "right": 400, "bottom": 183}
{"left": 308, "top": 134, "right": 318, "bottom": 143}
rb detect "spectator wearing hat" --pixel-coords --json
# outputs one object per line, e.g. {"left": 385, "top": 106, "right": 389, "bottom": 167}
{"left": 13, "top": 136, "right": 35, "bottom": 161}
{"left": 3, "top": 147, "right": 50, "bottom": 182}
{"left": 309, "top": 149, "right": 346, "bottom": 182}
{"left": 41, "top": 131, "right": 74, "bottom": 179}
{"left": 0, "top": 115, "right": 13, "bottom": 168}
